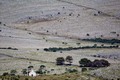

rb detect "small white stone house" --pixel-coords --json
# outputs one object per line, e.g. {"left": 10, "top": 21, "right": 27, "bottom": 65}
{"left": 29, "top": 69, "right": 37, "bottom": 77}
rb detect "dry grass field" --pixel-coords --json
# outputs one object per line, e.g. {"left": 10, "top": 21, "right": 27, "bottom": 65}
{"left": 0, "top": 0, "right": 120, "bottom": 79}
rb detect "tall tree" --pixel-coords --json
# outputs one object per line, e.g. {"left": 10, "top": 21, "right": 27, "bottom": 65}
{"left": 79, "top": 58, "right": 91, "bottom": 67}
{"left": 66, "top": 56, "right": 73, "bottom": 65}
{"left": 56, "top": 57, "right": 65, "bottom": 65}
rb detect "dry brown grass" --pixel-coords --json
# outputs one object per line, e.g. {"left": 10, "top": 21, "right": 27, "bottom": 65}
{"left": 0, "top": 73, "right": 104, "bottom": 80}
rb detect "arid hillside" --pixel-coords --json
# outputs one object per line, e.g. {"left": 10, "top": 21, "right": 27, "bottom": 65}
{"left": 0, "top": 0, "right": 120, "bottom": 79}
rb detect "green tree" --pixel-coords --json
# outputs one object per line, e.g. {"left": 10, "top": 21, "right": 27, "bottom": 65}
{"left": 56, "top": 57, "right": 65, "bottom": 65}
{"left": 66, "top": 56, "right": 73, "bottom": 65}
{"left": 79, "top": 58, "right": 91, "bottom": 67}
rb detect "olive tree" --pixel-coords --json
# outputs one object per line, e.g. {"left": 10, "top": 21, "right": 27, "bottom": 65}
{"left": 56, "top": 57, "right": 65, "bottom": 65}
{"left": 66, "top": 56, "right": 73, "bottom": 65}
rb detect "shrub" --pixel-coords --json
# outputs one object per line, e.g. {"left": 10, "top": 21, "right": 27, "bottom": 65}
{"left": 2, "top": 72, "right": 9, "bottom": 76}
{"left": 10, "top": 70, "right": 17, "bottom": 75}
{"left": 67, "top": 69, "right": 78, "bottom": 73}
{"left": 8, "top": 47, "right": 12, "bottom": 49}
{"left": 36, "top": 70, "right": 44, "bottom": 74}
{"left": 86, "top": 33, "right": 90, "bottom": 36}
{"left": 99, "top": 59, "right": 110, "bottom": 67}
{"left": 22, "top": 69, "right": 27, "bottom": 76}
{"left": 58, "top": 12, "right": 60, "bottom": 14}
{"left": 81, "top": 68, "right": 87, "bottom": 72}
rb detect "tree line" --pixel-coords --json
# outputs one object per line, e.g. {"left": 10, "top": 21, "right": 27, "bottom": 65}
{"left": 56, "top": 56, "right": 110, "bottom": 67}
{"left": 44, "top": 45, "right": 119, "bottom": 52}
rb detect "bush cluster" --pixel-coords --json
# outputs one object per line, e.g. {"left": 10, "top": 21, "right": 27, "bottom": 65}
{"left": 79, "top": 58, "right": 110, "bottom": 67}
